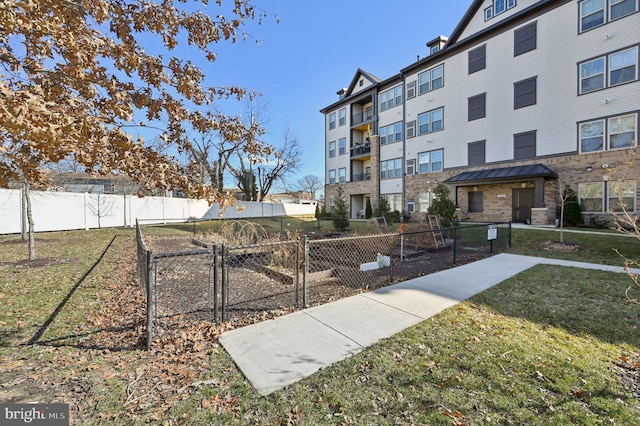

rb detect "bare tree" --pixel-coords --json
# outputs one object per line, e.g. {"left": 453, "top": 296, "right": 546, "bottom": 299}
{"left": 296, "top": 175, "right": 323, "bottom": 200}
{"left": 229, "top": 127, "right": 301, "bottom": 201}
{"left": 88, "top": 193, "right": 116, "bottom": 229}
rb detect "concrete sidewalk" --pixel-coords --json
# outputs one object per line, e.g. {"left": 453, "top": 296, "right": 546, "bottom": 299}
{"left": 219, "top": 253, "right": 636, "bottom": 396}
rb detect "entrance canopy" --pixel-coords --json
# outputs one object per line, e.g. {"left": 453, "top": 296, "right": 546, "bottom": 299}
{"left": 445, "top": 164, "right": 557, "bottom": 185}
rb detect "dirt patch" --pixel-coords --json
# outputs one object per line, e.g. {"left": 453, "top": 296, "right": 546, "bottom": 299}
{"left": 616, "top": 354, "right": 640, "bottom": 399}
{"left": 538, "top": 240, "right": 583, "bottom": 252}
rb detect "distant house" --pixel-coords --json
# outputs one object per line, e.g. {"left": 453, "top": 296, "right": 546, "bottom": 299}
{"left": 321, "top": 0, "right": 639, "bottom": 225}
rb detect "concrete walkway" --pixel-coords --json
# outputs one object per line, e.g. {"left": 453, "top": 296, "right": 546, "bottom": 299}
{"left": 219, "top": 253, "right": 637, "bottom": 396}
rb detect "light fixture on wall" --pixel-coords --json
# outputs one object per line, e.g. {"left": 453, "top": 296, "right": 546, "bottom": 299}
{"left": 586, "top": 165, "right": 593, "bottom": 172}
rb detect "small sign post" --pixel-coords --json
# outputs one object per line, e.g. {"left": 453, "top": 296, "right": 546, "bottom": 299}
{"left": 488, "top": 224, "right": 498, "bottom": 254}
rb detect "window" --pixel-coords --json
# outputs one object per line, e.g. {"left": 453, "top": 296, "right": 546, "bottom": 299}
{"left": 609, "top": 114, "right": 637, "bottom": 149}
{"left": 580, "top": 47, "right": 638, "bottom": 94}
{"left": 469, "top": 45, "right": 486, "bottom": 74}
{"left": 580, "top": 57, "right": 606, "bottom": 93}
{"left": 609, "top": 180, "right": 636, "bottom": 212}
{"left": 418, "top": 192, "right": 432, "bottom": 212}
{"left": 406, "top": 81, "right": 416, "bottom": 99}
{"left": 329, "top": 113, "right": 336, "bottom": 130}
{"left": 610, "top": 47, "right": 638, "bottom": 86}
{"left": 329, "top": 169, "right": 336, "bottom": 185}
{"left": 329, "top": 196, "right": 335, "bottom": 213}
{"left": 418, "top": 64, "right": 444, "bottom": 95}
{"left": 580, "top": 119, "right": 604, "bottom": 152}
{"left": 338, "top": 108, "right": 346, "bottom": 126}
{"left": 418, "top": 107, "right": 444, "bottom": 135}
{"left": 380, "top": 122, "right": 403, "bottom": 145}
{"left": 485, "top": 0, "right": 517, "bottom": 21}
{"left": 514, "top": 21, "right": 537, "bottom": 56}
{"left": 468, "top": 93, "right": 486, "bottom": 121}
{"left": 407, "top": 201, "right": 415, "bottom": 213}
{"left": 580, "top": 180, "right": 637, "bottom": 212}
{"left": 580, "top": 0, "right": 605, "bottom": 31}
{"left": 580, "top": 0, "right": 638, "bottom": 32}
{"left": 418, "top": 149, "right": 443, "bottom": 173}
{"left": 406, "top": 120, "right": 416, "bottom": 138}
{"left": 514, "top": 77, "right": 537, "bottom": 109}
{"left": 468, "top": 141, "right": 486, "bottom": 166}
{"left": 380, "top": 86, "right": 403, "bottom": 111}
{"left": 514, "top": 131, "right": 536, "bottom": 159}
{"left": 329, "top": 141, "right": 336, "bottom": 158}
{"left": 469, "top": 192, "right": 484, "bottom": 213}
{"left": 406, "top": 159, "right": 415, "bottom": 175}
{"left": 383, "top": 194, "right": 403, "bottom": 213}
{"left": 339, "top": 168, "right": 346, "bottom": 184}
{"left": 380, "top": 159, "right": 402, "bottom": 179}
{"left": 580, "top": 113, "right": 637, "bottom": 153}
{"left": 611, "top": 0, "right": 638, "bottom": 20}
{"left": 339, "top": 138, "right": 346, "bottom": 155}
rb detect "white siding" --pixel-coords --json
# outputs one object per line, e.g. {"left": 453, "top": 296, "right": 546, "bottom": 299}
{"left": 458, "top": 0, "right": 543, "bottom": 42}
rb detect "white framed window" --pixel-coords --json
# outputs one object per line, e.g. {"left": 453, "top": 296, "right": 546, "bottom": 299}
{"left": 485, "top": 0, "right": 517, "bottom": 21}
{"left": 580, "top": 112, "right": 637, "bottom": 153}
{"left": 406, "top": 81, "right": 416, "bottom": 99}
{"left": 339, "top": 138, "right": 347, "bottom": 155}
{"left": 418, "top": 149, "right": 443, "bottom": 174}
{"left": 380, "top": 122, "right": 403, "bottom": 145}
{"left": 495, "top": 0, "right": 506, "bottom": 14}
{"left": 380, "top": 159, "right": 402, "bottom": 179}
{"left": 611, "top": 0, "right": 638, "bottom": 20}
{"left": 329, "top": 113, "right": 336, "bottom": 130}
{"left": 329, "top": 196, "right": 335, "bottom": 213}
{"left": 580, "top": 57, "right": 606, "bottom": 93}
{"left": 380, "top": 85, "right": 403, "bottom": 111}
{"left": 339, "top": 167, "right": 346, "bottom": 184}
{"left": 610, "top": 47, "right": 638, "bottom": 87}
{"left": 418, "top": 64, "right": 444, "bottom": 95}
{"left": 406, "top": 159, "right": 415, "bottom": 175}
{"left": 329, "top": 169, "right": 336, "bottom": 185}
{"left": 328, "top": 141, "right": 336, "bottom": 158}
{"left": 418, "top": 107, "right": 444, "bottom": 135}
{"left": 418, "top": 192, "right": 432, "bottom": 212}
{"left": 407, "top": 202, "right": 415, "bottom": 213}
{"left": 406, "top": 120, "right": 416, "bottom": 138}
{"left": 580, "top": 119, "right": 605, "bottom": 152}
{"left": 580, "top": 0, "right": 638, "bottom": 32}
{"left": 382, "top": 194, "right": 403, "bottom": 213}
{"left": 609, "top": 114, "right": 637, "bottom": 149}
{"left": 579, "top": 180, "right": 637, "bottom": 213}
{"left": 338, "top": 108, "right": 346, "bottom": 126}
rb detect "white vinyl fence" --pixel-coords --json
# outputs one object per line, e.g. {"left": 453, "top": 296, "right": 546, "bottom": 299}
{"left": 0, "top": 189, "right": 316, "bottom": 235}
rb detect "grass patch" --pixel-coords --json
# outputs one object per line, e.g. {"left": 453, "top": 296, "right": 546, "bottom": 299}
{"left": 0, "top": 226, "right": 638, "bottom": 424}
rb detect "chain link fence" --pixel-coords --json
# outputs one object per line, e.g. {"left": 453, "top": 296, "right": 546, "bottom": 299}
{"left": 137, "top": 220, "right": 511, "bottom": 348}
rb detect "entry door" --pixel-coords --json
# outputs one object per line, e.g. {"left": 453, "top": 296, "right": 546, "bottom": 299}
{"left": 512, "top": 189, "right": 534, "bottom": 223}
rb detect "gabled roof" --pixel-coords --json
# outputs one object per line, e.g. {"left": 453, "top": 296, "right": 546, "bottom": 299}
{"left": 445, "top": 164, "right": 558, "bottom": 184}
{"left": 444, "top": 0, "right": 485, "bottom": 48}
{"left": 345, "top": 68, "right": 382, "bottom": 97}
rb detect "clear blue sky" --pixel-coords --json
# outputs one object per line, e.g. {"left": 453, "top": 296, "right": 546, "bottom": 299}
{"left": 191, "top": 1, "right": 472, "bottom": 191}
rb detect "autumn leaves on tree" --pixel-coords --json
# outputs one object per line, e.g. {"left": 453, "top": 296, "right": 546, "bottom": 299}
{"left": 0, "top": 0, "right": 272, "bottom": 201}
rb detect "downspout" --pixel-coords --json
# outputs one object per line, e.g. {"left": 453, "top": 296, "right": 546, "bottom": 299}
{"left": 401, "top": 72, "right": 407, "bottom": 217}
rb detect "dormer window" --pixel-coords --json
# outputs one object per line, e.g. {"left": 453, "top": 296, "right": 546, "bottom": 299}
{"left": 485, "top": 0, "right": 517, "bottom": 21}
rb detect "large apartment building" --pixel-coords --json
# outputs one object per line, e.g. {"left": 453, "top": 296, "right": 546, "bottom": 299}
{"left": 321, "top": 0, "right": 639, "bottom": 225}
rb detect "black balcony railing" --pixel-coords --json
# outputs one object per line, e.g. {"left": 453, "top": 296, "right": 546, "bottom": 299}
{"left": 351, "top": 173, "right": 372, "bottom": 182}
{"left": 351, "top": 111, "right": 374, "bottom": 126}
{"left": 351, "top": 144, "right": 371, "bottom": 158}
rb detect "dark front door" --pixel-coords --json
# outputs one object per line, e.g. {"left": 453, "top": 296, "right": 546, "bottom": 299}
{"left": 512, "top": 189, "right": 534, "bottom": 223}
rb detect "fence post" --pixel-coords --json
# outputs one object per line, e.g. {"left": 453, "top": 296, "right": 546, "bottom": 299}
{"left": 213, "top": 244, "right": 219, "bottom": 324}
{"left": 146, "top": 250, "right": 153, "bottom": 350}
{"left": 295, "top": 237, "right": 300, "bottom": 307}
{"left": 452, "top": 226, "right": 458, "bottom": 265}
{"left": 303, "top": 236, "right": 309, "bottom": 308}
{"left": 221, "top": 243, "right": 228, "bottom": 321}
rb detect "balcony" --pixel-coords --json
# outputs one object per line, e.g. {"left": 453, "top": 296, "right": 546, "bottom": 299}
{"left": 351, "top": 173, "right": 372, "bottom": 182}
{"left": 351, "top": 143, "right": 371, "bottom": 159}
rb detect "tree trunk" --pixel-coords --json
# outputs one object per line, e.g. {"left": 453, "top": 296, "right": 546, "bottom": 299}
{"left": 24, "top": 182, "right": 36, "bottom": 260}
{"left": 21, "top": 183, "right": 27, "bottom": 241}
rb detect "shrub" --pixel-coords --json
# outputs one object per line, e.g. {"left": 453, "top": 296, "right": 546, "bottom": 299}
{"left": 332, "top": 186, "right": 349, "bottom": 231}
{"left": 365, "top": 198, "right": 373, "bottom": 219}
{"left": 427, "top": 183, "right": 459, "bottom": 228}
{"left": 562, "top": 185, "right": 584, "bottom": 227}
